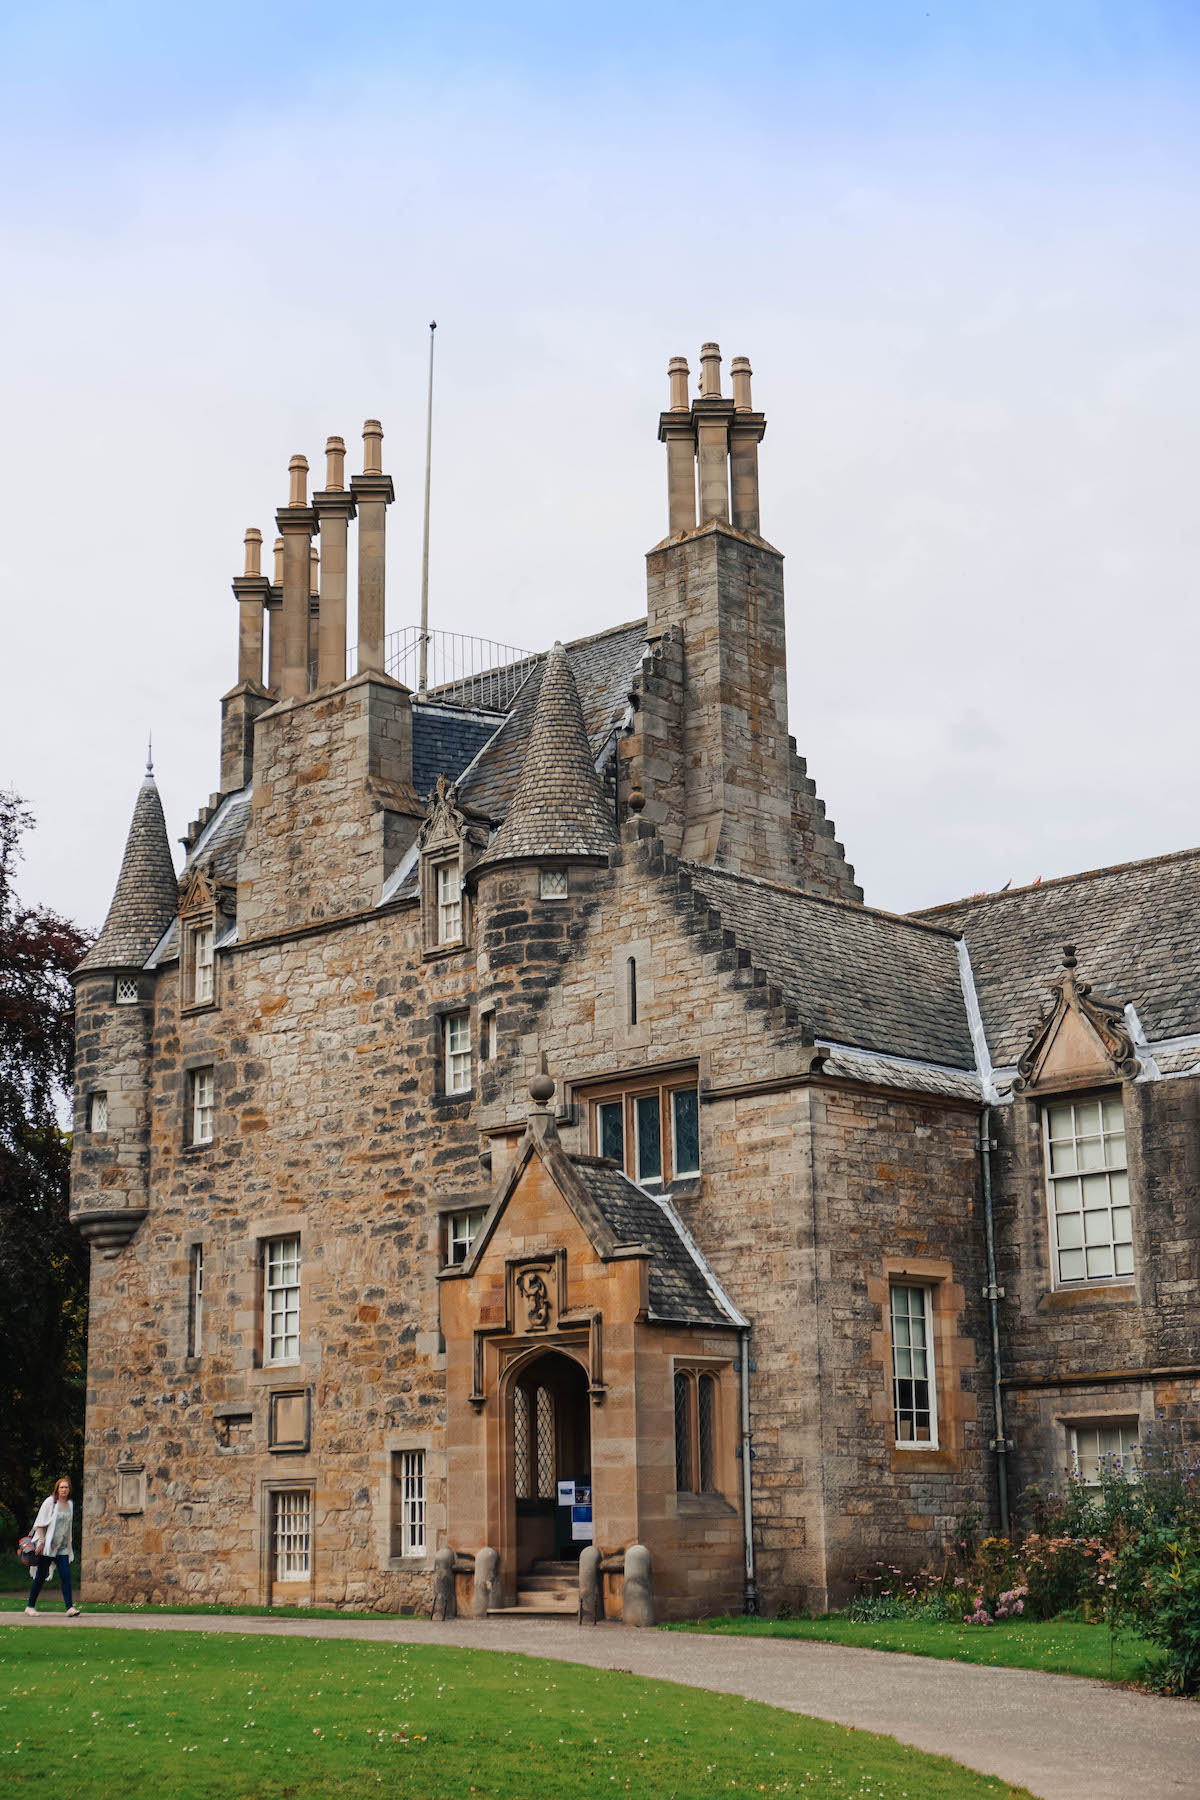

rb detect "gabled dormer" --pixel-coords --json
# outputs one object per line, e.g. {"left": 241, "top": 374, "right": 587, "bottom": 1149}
{"left": 178, "top": 861, "right": 234, "bottom": 1013}
{"left": 1012, "top": 944, "right": 1141, "bottom": 1095}
{"left": 418, "top": 775, "right": 489, "bottom": 955}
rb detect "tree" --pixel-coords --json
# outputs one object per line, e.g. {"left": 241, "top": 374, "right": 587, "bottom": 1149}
{"left": 0, "top": 791, "right": 92, "bottom": 1533}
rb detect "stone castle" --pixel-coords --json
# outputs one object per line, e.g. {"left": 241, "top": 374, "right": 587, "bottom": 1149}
{"left": 71, "top": 345, "right": 1200, "bottom": 1620}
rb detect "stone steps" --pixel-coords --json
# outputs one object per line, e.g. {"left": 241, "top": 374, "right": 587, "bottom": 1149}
{"left": 488, "top": 1560, "right": 579, "bottom": 1617}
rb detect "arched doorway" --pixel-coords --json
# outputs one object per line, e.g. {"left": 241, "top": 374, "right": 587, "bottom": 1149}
{"left": 511, "top": 1350, "right": 591, "bottom": 1572}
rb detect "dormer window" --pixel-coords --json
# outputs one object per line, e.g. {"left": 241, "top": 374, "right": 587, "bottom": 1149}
{"left": 436, "top": 861, "right": 462, "bottom": 945}
{"left": 194, "top": 925, "right": 214, "bottom": 1003}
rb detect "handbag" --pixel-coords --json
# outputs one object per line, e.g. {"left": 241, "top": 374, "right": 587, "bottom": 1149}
{"left": 17, "top": 1535, "right": 40, "bottom": 1568}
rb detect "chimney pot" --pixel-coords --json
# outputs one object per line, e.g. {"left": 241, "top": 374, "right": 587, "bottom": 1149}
{"left": 273, "top": 537, "right": 284, "bottom": 586}
{"left": 243, "top": 526, "right": 263, "bottom": 578}
{"left": 667, "top": 356, "right": 690, "bottom": 411}
{"left": 731, "top": 355, "right": 753, "bottom": 411}
{"left": 288, "top": 453, "right": 309, "bottom": 507}
{"left": 325, "top": 435, "right": 346, "bottom": 491}
{"left": 699, "top": 342, "right": 722, "bottom": 399}
{"left": 362, "top": 419, "right": 383, "bottom": 476}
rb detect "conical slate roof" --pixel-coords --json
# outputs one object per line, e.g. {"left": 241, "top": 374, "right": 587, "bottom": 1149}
{"left": 78, "top": 766, "right": 178, "bottom": 972}
{"left": 477, "top": 642, "right": 618, "bottom": 866}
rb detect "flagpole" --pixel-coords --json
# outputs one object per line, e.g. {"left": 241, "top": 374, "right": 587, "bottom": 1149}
{"left": 418, "top": 320, "right": 437, "bottom": 696}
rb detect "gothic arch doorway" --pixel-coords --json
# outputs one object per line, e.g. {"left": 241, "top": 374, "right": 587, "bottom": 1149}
{"left": 510, "top": 1350, "right": 591, "bottom": 1572}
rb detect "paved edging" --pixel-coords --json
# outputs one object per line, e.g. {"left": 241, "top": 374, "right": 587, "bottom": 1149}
{"left": 12, "top": 1610, "right": 1198, "bottom": 1800}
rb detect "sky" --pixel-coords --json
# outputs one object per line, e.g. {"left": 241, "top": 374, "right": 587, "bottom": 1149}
{"left": 2, "top": 2, "right": 1199, "bottom": 930}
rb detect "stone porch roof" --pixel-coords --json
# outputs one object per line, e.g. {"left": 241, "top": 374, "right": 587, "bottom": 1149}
{"left": 915, "top": 848, "right": 1200, "bottom": 1067}
{"left": 78, "top": 769, "right": 178, "bottom": 972}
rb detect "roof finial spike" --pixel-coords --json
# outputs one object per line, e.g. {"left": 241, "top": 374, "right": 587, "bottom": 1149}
{"left": 1062, "top": 944, "right": 1077, "bottom": 969}
{"left": 146, "top": 732, "right": 154, "bottom": 779}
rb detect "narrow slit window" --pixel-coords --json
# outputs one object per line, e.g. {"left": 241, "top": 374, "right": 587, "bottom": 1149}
{"left": 627, "top": 956, "right": 638, "bottom": 1025}
{"left": 890, "top": 1284, "right": 937, "bottom": 1447}
{"left": 445, "top": 1012, "right": 472, "bottom": 1094}
{"left": 89, "top": 1092, "right": 108, "bottom": 1134}
{"left": 399, "top": 1450, "right": 426, "bottom": 1555}
{"left": 190, "top": 1067, "right": 215, "bottom": 1145}
{"left": 188, "top": 1244, "right": 204, "bottom": 1357}
{"left": 272, "top": 1489, "right": 311, "bottom": 1581}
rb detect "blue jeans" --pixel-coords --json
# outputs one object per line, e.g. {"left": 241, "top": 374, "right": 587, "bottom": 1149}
{"left": 29, "top": 1554, "right": 73, "bottom": 1610}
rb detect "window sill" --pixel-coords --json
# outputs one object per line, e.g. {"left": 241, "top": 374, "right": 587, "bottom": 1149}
{"left": 887, "top": 1446, "right": 956, "bottom": 1473}
{"left": 675, "top": 1491, "right": 737, "bottom": 1517}
{"left": 386, "top": 1554, "right": 433, "bottom": 1574}
{"left": 433, "top": 1090, "right": 475, "bottom": 1108}
{"left": 1040, "top": 1282, "right": 1137, "bottom": 1311}
{"left": 180, "top": 1000, "right": 218, "bottom": 1018}
{"left": 181, "top": 1141, "right": 215, "bottom": 1155}
{"left": 423, "top": 942, "right": 467, "bottom": 962}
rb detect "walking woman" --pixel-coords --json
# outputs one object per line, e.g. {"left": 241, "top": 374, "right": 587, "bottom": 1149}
{"left": 25, "top": 1477, "right": 81, "bottom": 1616}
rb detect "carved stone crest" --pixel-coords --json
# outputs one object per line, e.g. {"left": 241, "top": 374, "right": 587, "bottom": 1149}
{"left": 516, "top": 1267, "right": 552, "bottom": 1332}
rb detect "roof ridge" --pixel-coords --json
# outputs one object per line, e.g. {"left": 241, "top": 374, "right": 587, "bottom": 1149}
{"left": 681, "top": 860, "right": 960, "bottom": 942}
{"left": 915, "top": 842, "right": 1200, "bottom": 917}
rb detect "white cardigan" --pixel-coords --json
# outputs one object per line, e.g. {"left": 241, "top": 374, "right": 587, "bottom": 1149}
{"left": 32, "top": 1496, "right": 74, "bottom": 1562}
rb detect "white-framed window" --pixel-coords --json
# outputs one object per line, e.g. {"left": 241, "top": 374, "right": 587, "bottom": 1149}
{"left": 890, "top": 1284, "right": 938, "bottom": 1447}
{"left": 265, "top": 1234, "right": 301, "bottom": 1364}
{"left": 1044, "top": 1097, "right": 1132, "bottom": 1284}
{"left": 188, "top": 1244, "right": 203, "bottom": 1356}
{"left": 435, "top": 861, "right": 462, "bottom": 944}
{"left": 116, "top": 976, "right": 139, "bottom": 1004}
{"left": 191, "top": 923, "right": 214, "bottom": 1005}
{"left": 1071, "top": 1420, "right": 1139, "bottom": 1487}
{"left": 397, "top": 1450, "right": 426, "bottom": 1556}
{"left": 540, "top": 869, "right": 568, "bottom": 900}
{"left": 272, "top": 1488, "right": 311, "bottom": 1581}
{"left": 190, "top": 1067, "right": 215, "bottom": 1145}
{"left": 444, "top": 1206, "right": 487, "bottom": 1266}
{"left": 89, "top": 1092, "right": 108, "bottom": 1134}
{"left": 445, "top": 1011, "right": 471, "bottom": 1094}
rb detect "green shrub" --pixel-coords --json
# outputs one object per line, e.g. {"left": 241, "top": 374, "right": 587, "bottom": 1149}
{"left": 1110, "top": 1524, "right": 1200, "bottom": 1695}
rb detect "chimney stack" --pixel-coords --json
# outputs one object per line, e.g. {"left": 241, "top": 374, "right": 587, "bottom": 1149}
{"left": 660, "top": 356, "right": 697, "bottom": 535}
{"left": 658, "top": 342, "right": 766, "bottom": 539}
{"left": 728, "top": 354, "right": 765, "bottom": 535}
{"left": 350, "top": 419, "right": 395, "bottom": 676}
{"left": 231, "top": 527, "right": 269, "bottom": 688}
{"left": 276, "top": 453, "right": 316, "bottom": 699}
{"left": 313, "top": 434, "right": 355, "bottom": 688}
{"left": 695, "top": 342, "right": 733, "bottom": 524}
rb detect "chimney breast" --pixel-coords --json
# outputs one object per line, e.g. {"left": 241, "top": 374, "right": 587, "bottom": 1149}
{"left": 325, "top": 435, "right": 346, "bottom": 491}
{"left": 244, "top": 527, "right": 263, "bottom": 578}
{"left": 288, "top": 454, "right": 309, "bottom": 507}
{"left": 362, "top": 419, "right": 383, "bottom": 476}
{"left": 699, "top": 342, "right": 722, "bottom": 399}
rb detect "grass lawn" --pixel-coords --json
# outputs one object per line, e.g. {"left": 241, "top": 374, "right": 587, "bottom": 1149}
{"left": 666, "top": 1614, "right": 1163, "bottom": 1686}
{"left": 0, "top": 1625, "right": 1034, "bottom": 1799}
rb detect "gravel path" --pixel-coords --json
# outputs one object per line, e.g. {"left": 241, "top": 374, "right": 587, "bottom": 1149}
{"left": 15, "top": 1609, "right": 1199, "bottom": 1800}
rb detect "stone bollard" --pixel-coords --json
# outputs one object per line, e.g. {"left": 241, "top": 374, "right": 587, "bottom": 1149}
{"left": 472, "top": 1546, "right": 500, "bottom": 1618}
{"left": 431, "top": 1546, "right": 457, "bottom": 1621}
{"left": 622, "top": 1544, "right": 654, "bottom": 1627}
{"left": 578, "top": 1545, "right": 601, "bottom": 1625}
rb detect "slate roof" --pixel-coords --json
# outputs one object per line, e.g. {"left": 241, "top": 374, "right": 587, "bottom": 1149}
{"left": 476, "top": 642, "right": 619, "bottom": 867}
{"left": 458, "top": 619, "right": 646, "bottom": 823}
{"left": 915, "top": 849, "right": 1200, "bottom": 1066}
{"left": 78, "top": 771, "right": 178, "bottom": 972}
{"left": 569, "top": 1156, "right": 742, "bottom": 1327}
{"left": 411, "top": 703, "right": 502, "bottom": 801}
{"left": 685, "top": 864, "right": 974, "bottom": 1068}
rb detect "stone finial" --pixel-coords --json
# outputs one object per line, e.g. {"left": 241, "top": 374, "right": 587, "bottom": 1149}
{"left": 243, "top": 527, "right": 263, "bottom": 578}
{"left": 1062, "top": 944, "right": 1078, "bottom": 969}
{"left": 288, "top": 454, "right": 309, "bottom": 507}
{"left": 309, "top": 544, "right": 320, "bottom": 597}
{"left": 627, "top": 784, "right": 646, "bottom": 815}
{"left": 273, "top": 537, "right": 284, "bottom": 585}
{"left": 362, "top": 419, "right": 383, "bottom": 475}
{"left": 731, "top": 355, "right": 753, "bottom": 411}
{"left": 325, "top": 435, "right": 346, "bottom": 491}
{"left": 699, "top": 342, "right": 722, "bottom": 399}
{"left": 529, "top": 1050, "right": 555, "bottom": 1107}
{"left": 668, "top": 356, "right": 690, "bottom": 411}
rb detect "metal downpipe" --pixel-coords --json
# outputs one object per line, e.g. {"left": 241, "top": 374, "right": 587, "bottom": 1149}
{"left": 979, "top": 1105, "right": 1011, "bottom": 1537}
{"left": 739, "top": 1324, "right": 758, "bottom": 1613}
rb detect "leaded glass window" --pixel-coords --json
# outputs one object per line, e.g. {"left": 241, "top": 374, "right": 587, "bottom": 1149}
{"left": 674, "top": 1372, "right": 692, "bottom": 1492}
{"left": 585, "top": 1079, "right": 700, "bottom": 1186}
{"left": 697, "top": 1373, "right": 716, "bottom": 1492}
{"left": 536, "top": 1386, "right": 556, "bottom": 1498}
{"left": 514, "top": 1385, "right": 531, "bottom": 1499}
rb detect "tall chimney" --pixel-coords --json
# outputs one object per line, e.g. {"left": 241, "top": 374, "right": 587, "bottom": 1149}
{"left": 266, "top": 538, "right": 284, "bottom": 693}
{"left": 222, "top": 526, "right": 274, "bottom": 791}
{"left": 695, "top": 343, "right": 732, "bottom": 524}
{"left": 313, "top": 435, "right": 354, "bottom": 689}
{"left": 350, "top": 419, "right": 395, "bottom": 676}
{"left": 729, "top": 355, "right": 765, "bottom": 535}
{"left": 659, "top": 356, "right": 697, "bottom": 536}
{"left": 233, "top": 527, "right": 268, "bottom": 686}
{"left": 276, "top": 454, "right": 316, "bottom": 699}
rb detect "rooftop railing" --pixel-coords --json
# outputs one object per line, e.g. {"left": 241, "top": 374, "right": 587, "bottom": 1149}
{"left": 345, "top": 627, "right": 539, "bottom": 712}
